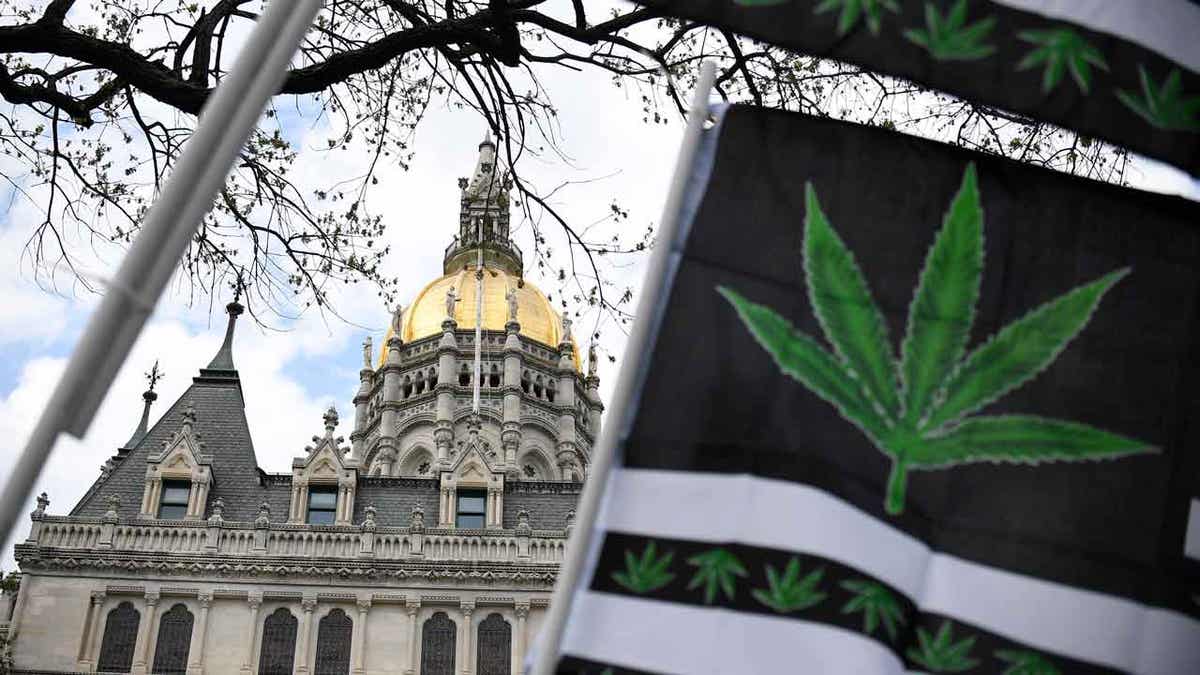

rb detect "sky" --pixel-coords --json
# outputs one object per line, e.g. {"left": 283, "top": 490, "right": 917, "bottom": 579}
{"left": 0, "top": 1, "right": 1198, "bottom": 570}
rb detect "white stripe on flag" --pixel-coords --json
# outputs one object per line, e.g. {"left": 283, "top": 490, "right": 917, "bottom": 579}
{"left": 562, "top": 590, "right": 904, "bottom": 675}
{"left": 993, "top": 0, "right": 1200, "bottom": 71}
{"left": 600, "top": 468, "right": 1200, "bottom": 674}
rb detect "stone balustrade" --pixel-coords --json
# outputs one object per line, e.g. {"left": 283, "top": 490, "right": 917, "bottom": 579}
{"left": 27, "top": 515, "right": 566, "bottom": 563}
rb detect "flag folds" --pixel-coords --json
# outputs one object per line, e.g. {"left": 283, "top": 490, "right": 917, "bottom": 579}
{"left": 636, "top": 0, "right": 1200, "bottom": 176}
{"left": 553, "top": 105, "right": 1200, "bottom": 674}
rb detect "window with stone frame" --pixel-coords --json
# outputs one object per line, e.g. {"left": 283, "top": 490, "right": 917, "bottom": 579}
{"left": 158, "top": 480, "right": 191, "bottom": 519}
{"left": 151, "top": 603, "right": 194, "bottom": 674}
{"left": 476, "top": 613, "right": 512, "bottom": 675}
{"left": 306, "top": 485, "right": 338, "bottom": 525}
{"left": 258, "top": 607, "right": 298, "bottom": 675}
{"left": 314, "top": 608, "right": 353, "bottom": 675}
{"left": 97, "top": 601, "right": 140, "bottom": 673}
{"left": 455, "top": 489, "right": 486, "bottom": 529}
{"left": 420, "top": 612, "right": 456, "bottom": 675}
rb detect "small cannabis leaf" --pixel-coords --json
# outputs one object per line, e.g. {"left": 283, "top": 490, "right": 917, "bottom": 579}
{"left": 907, "top": 620, "right": 980, "bottom": 672}
{"left": 720, "top": 163, "right": 1153, "bottom": 516}
{"left": 995, "top": 649, "right": 1061, "bottom": 675}
{"left": 611, "top": 541, "right": 675, "bottom": 594}
{"left": 751, "top": 557, "right": 826, "bottom": 613}
{"left": 686, "top": 548, "right": 749, "bottom": 604}
{"left": 1017, "top": 28, "right": 1108, "bottom": 93}
{"left": 815, "top": 0, "right": 899, "bottom": 35}
{"left": 840, "top": 579, "right": 907, "bottom": 642}
{"left": 1117, "top": 66, "right": 1200, "bottom": 132}
{"left": 904, "top": 0, "right": 995, "bottom": 61}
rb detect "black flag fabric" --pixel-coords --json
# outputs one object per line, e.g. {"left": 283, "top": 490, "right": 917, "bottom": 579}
{"left": 552, "top": 105, "right": 1200, "bottom": 674}
{"left": 636, "top": 0, "right": 1200, "bottom": 176}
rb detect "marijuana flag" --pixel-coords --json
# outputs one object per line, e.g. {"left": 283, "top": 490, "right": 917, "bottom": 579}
{"left": 635, "top": 0, "right": 1200, "bottom": 176}
{"left": 550, "top": 105, "right": 1200, "bottom": 674}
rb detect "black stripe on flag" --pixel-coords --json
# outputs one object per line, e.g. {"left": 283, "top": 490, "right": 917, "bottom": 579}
{"left": 634, "top": 0, "right": 1200, "bottom": 175}
{"left": 589, "top": 531, "right": 1119, "bottom": 675}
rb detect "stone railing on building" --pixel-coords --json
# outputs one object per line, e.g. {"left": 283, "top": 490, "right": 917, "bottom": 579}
{"left": 25, "top": 515, "right": 567, "bottom": 564}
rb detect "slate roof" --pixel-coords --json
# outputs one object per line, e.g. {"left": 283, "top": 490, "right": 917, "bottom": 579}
{"left": 69, "top": 309, "right": 582, "bottom": 528}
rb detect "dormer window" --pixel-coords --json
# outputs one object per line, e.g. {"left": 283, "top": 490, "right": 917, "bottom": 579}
{"left": 306, "top": 486, "right": 338, "bottom": 525}
{"left": 455, "top": 489, "right": 486, "bottom": 529}
{"left": 158, "top": 480, "right": 191, "bottom": 519}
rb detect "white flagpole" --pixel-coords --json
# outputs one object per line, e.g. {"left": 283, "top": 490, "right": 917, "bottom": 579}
{"left": 529, "top": 60, "right": 718, "bottom": 675}
{"left": 0, "top": 0, "right": 322, "bottom": 547}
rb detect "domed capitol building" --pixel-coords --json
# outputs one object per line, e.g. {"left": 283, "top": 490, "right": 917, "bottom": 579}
{"left": 3, "top": 136, "right": 601, "bottom": 675}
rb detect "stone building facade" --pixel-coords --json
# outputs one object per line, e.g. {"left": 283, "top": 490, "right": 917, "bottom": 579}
{"left": 4, "top": 136, "right": 599, "bottom": 675}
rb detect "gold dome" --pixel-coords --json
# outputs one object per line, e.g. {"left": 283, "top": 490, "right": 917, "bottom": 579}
{"left": 382, "top": 266, "right": 581, "bottom": 370}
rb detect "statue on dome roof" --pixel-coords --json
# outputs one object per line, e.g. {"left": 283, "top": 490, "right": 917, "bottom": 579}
{"left": 506, "top": 287, "right": 519, "bottom": 322}
{"left": 391, "top": 304, "right": 404, "bottom": 335}
{"left": 445, "top": 286, "right": 459, "bottom": 319}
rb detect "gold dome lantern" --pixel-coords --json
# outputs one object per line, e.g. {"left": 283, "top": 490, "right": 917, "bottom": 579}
{"left": 381, "top": 266, "right": 581, "bottom": 371}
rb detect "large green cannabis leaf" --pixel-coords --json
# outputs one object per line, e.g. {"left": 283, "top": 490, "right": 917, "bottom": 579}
{"left": 686, "top": 548, "right": 749, "bottom": 604}
{"left": 995, "top": 649, "right": 1061, "bottom": 675}
{"left": 719, "top": 163, "right": 1152, "bottom": 515}
{"left": 751, "top": 557, "right": 826, "bottom": 613}
{"left": 1117, "top": 66, "right": 1200, "bottom": 132}
{"left": 904, "top": 0, "right": 996, "bottom": 61}
{"left": 907, "top": 620, "right": 980, "bottom": 672}
{"left": 612, "top": 541, "right": 675, "bottom": 594}
{"left": 840, "top": 579, "right": 907, "bottom": 642}
{"left": 1017, "top": 28, "right": 1108, "bottom": 94}
{"left": 815, "top": 0, "right": 899, "bottom": 35}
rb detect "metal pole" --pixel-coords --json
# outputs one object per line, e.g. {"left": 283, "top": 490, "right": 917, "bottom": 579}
{"left": 0, "top": 0, "right": 323, "bottom": 548}
{"left": 529, "top": 60, "right": 718, "bottom": 675}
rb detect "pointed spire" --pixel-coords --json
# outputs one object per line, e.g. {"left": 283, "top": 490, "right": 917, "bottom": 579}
{"left": 205, "top": 291, "right": 244, "bottom": 373}
{"left": 121, "top": 361, "right": 163, "bottom": 451}
{"left": 479, "top": 130, "right": 495, "bottom": 150}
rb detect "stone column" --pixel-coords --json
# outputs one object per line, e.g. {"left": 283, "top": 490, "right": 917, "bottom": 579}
{"left": 586, "top": 373, "right": 602, "bottom": 447}
{"left": 404, "top": 599, "right": 421, "bottom": 675}
{"left": 240, "top": 593, "right": 263, "bottom": 674}
{"left": 435, "top": 319, "right": 458, "bottom": 468}
{"left": 186, "top": 592, "right": 212, "bottom": 675}
{"left": 378, "top": 334, "right": 404, "bottom": 467}
{"left": 555, "top": 344, "right": 579, "bottom": 480}
{"left": 131, "top": 591, "right": 160, "bottom": 675}
{"left": 459, "top": 600, "right": 474, "bottom": 675}
{"left": 295, "top": 596, "right": 317, "bottom": 674}
{"left": 513, "top": 602, "right": 530, "bottom": 673}
{"left": 351, "top": 365, "right": 373, "bottom": 461}
{"left": 76, "top": 591, "right": 105, "bottom": 670}
{"left": 501, "top": 320, "right": 523, "bottom": 476}
{"left": 351, "top": 598, "right": 371, "bottom": 675}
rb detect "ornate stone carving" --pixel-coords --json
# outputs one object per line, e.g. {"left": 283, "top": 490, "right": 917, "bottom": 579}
{"left": 32, "top": 492, "right": 49, "bottom": 519}
{"left": 198, "top": 592, "right": 213, "bottom": 609}
{"left": 104, "top": 494, "right": 121, "bottom": 522}
{"left": 444, "top": 286, "right": 458, "bottom": 319}
{"left": 362, "top": 504, "right": 378, "bottom": 530}
{"left": 410, "top": 504, "right": 425, "bottom": 531}
{"left": 144, "top": 590, "right": 160, "bottom": 607}
{"left": 362, "top": 336, "right": 373, "bottom": 368}
{"left": 208, "top": 498, "right": 224, "bottom": 522}
{"left": 391, "top": 304, "right": 405, "bottom": 335}
{"left": 516, "top": 509, "right": 531, "bottom": 535}
{"left": 255, "top": 502, "right": 271, "bottom": 527}
{"left": 247, "top": 592, "right": 263, "bottom": 610}
{"left": 90, "top": 590, "right": 107, "bottom": 606}
{"left": 301, "top": 596, "right": 317, "bottom": 613}
{"left": 505, "top": 287, "right": 519, "bottom": 322}
{"left": 514, "top": 602, "right": 530, "bottom": 620}
{"left": 357, "top": 598, "right": 372, "bottom": 613}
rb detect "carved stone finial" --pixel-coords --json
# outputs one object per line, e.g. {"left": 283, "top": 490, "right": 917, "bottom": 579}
{"left": 209, "top": 498, "right": 225, "bottom": 522}
{"left": 255, "top": 501, "right": 271, "bottom": 526}
{"left": 505, "top": 286, "right": 519, "bottom": 322}
{"left": 104, "top": 494, "right": 121, "bottom": 521}
{"left": 587, "top": 343, "right": 599, "bottom": 378}
{"left": 323, "top": 406, "right": 339, "bottom": 435}
{"left": 391, "top": 304, "right": 405, "bottom": 335}
{"left": 445, "top": 286, "right": 459, "bottom": 320}
{"left": 561, "top": 314, "right": 573, "bottom": 342}
{"left": 99, "top": 458, "right": 115, "bottom": 479}
{"left": 32, "top": 492, "right": 49, "bottom": 518}
{"left": 181, "top": 402, "right": 197, "bottom": 428}
{"left": 362, "top": 504, "right": 378, "bottom": 529}
{"left": 362, "top": 336, "right": 373, "bottom": 369}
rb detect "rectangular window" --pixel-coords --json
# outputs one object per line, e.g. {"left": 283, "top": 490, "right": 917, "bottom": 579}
{"left": 455, "top": 489, "right": 487, "bottom": 529}
{"left": 158, "top": 480, "right": 191, "bottom": 519}
{"left": 307, "top": 486, "right": 338, "bottom": 525}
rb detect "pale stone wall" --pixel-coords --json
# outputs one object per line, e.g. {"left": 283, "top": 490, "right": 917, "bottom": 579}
{"left": 11, "top": 570, "right": 547, "bottom": 675}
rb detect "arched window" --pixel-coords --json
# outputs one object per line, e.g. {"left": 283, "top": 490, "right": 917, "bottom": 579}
{"left": 97, "top": 601, "right": 140, "bottom": 673}
{"left": 415, "top": 370, "right": 426, "bottom": 395}
{"left": 403, "top": 375, "right": 413, "bottom": 399}
{"left": 546, "top": 379, "right": 557, "bottom": 403}
{"left": 476, "top": 613, "right": 512, "bottom": 675}
{"left": 258, "top": 607, "right": 298, "bottom": 675}
{"left": 520, "top": 370, "right": 531, "bottom": 394}
{"left": 151, "top": 603, "right": 194, "bottom": 673}
{"left": 488, "top": 364, "right": 500, "bottom": 388}
{"left": 314, "top": 609, "right": 353, "bottom": 675}
{"left": 459, "top": 364, "right": 470, "bottom": 387}
{"left": 420, "top": 611, "right": 456, "bottom": 675}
